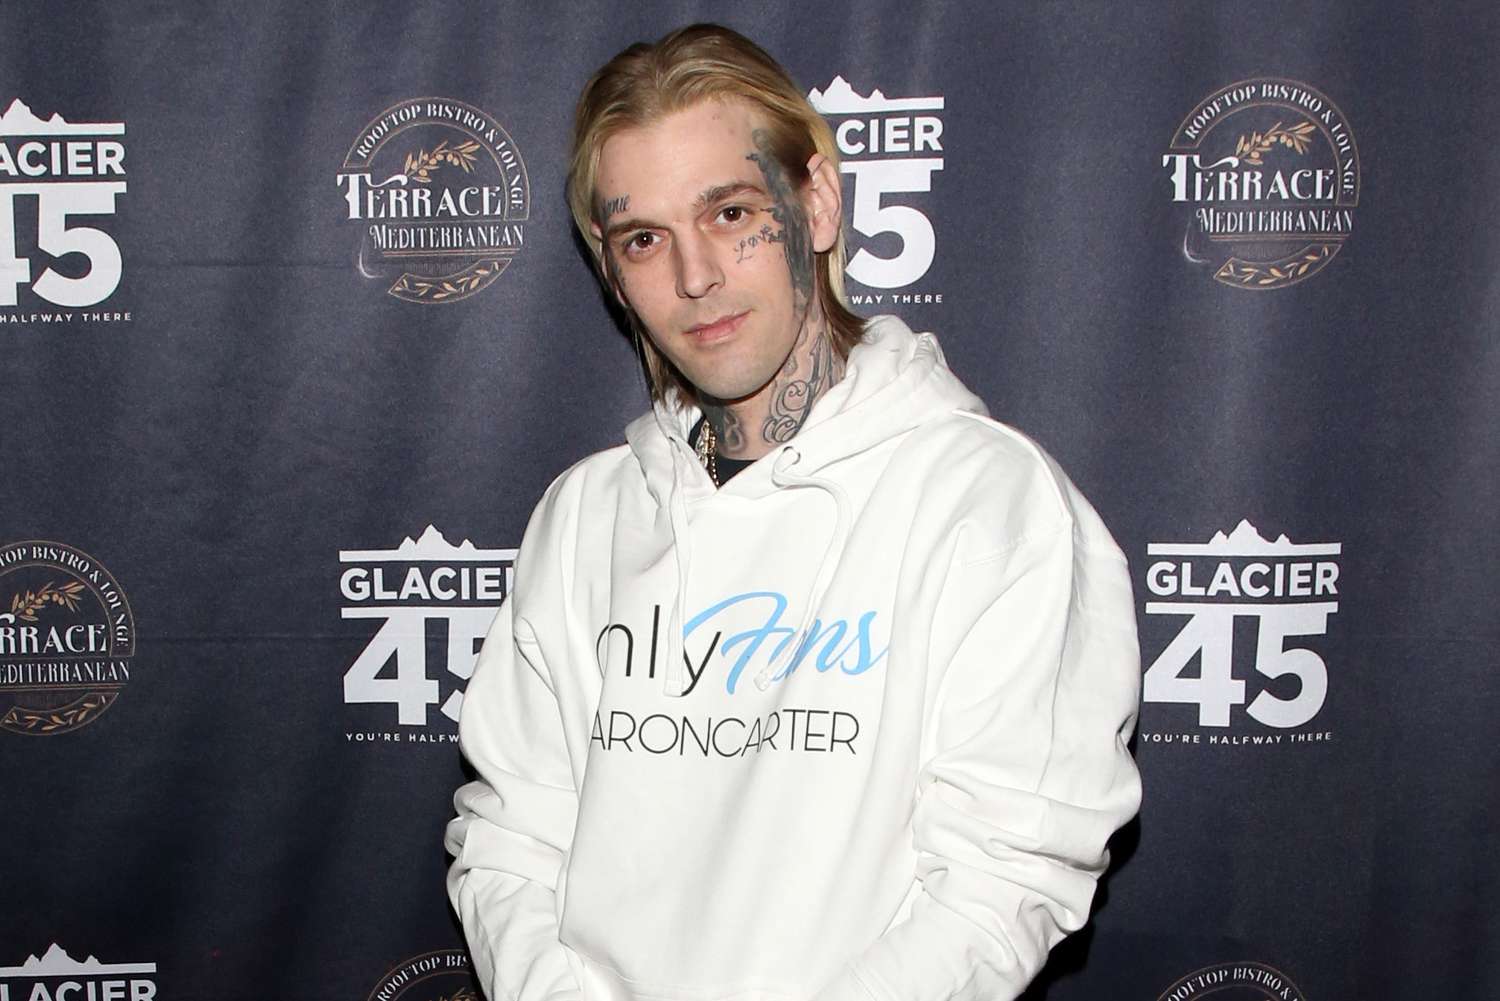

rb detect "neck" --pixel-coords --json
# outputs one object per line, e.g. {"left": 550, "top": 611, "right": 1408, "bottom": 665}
{"left": 700, "top": 307, "right": 845, "bottom": 461}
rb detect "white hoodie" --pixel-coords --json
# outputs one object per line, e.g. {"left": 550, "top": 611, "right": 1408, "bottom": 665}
{"left": 446, "top": 316, "right": 1142, "bottom": 1001}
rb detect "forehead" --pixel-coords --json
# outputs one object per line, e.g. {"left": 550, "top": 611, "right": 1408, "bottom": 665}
{"left": 596, "top": 98, "right": 766, "bottom": 211}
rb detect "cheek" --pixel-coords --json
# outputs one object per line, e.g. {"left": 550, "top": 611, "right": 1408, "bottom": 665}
{"left": 619, "top": 266, "right": 685, "bottom": 334}
{"left": 612, "top": 256, "right": 658, "bottom": 304}
{"left": 627, "top": 269, "right": 671, "bottom": 311}
{"left": 743, "top": 247, "right": 797, "bottom": 308}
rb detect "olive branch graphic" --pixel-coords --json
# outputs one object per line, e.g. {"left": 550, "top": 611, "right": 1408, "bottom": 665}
{"left": 1216, "top": 244, "right": 1335, "bottom": 287}
{"left": 440, "top": 990, "right": 478, "bottom": 1001}
{"left": 5, "top": 580, "right": 86, "bottom": 623}
{"left": 1234, "top": 120, "right": 1317, "bottom": 165}
{"left": 403, "top": 140, "right": 482, "bottom": 183}
{"left": 3, "top": 693, "right": 114, "bottom": 734}
{"left": 391, "top": 260, "right": 504, "bottom": 302}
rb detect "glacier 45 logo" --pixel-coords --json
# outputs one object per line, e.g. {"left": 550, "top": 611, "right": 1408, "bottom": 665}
{"left": 0, "top": 100, "right": 126, "bottom": 311}
{"left": 809, "top": 77, "right": 944, "bottom": 294}
{"left": 339, "top": 526, "right": 513, "bottom": 734}
{"left": 1142, "top": 521, "right": 1341, "bottom": 731}
{"left": 0, "top": 943, "right": 158, "bottom": 1001}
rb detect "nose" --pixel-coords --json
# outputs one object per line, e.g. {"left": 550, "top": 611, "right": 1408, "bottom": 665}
{"left": 674, "top": 230, "right": 724, "bottom": 299}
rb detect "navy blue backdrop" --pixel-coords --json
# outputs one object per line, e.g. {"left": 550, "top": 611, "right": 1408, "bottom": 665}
{"left": 2, "top": 3, "right": 1496, "bottom": 999}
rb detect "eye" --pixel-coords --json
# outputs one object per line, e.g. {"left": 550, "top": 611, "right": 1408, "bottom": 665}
{"left": 718, "top": 205, "right": 749, "bottom": 224}
{"left": 622, "top": 231, "right": 659, "bottom": 258}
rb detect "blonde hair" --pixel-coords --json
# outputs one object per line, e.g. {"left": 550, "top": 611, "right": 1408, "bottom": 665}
{"left": 567, "top": 23, "right": 865, "bottom": 403}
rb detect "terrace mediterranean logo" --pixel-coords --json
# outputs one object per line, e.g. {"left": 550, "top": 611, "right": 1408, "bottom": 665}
{"left": 336, "top": 98, "right": 529, "bottom": 303}
{"left": 1164, "top": 79, "right": 1360, "bottom": 289}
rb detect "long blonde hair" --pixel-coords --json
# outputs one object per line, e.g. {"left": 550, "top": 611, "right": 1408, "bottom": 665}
{"left": 567, "top": 23, "right": 864, "bottom": 403}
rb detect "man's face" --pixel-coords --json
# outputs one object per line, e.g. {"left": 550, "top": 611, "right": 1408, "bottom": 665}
{"left": 593, "top": 98, "right": 824, "bottom": 404}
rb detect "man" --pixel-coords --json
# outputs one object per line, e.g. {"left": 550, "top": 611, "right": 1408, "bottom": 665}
{"left": 446, "top": 23, "right": 1142, "bottom": 1001}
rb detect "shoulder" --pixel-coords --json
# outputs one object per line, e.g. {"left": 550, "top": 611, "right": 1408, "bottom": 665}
{"left": 900, "top": 411, "right": 1125, "bottom": 566}
{"left": 535, "top": 442, "right": 637, "bottom": 512}
{"left": 514, "top": 443, "right": 635, "bottom": 567}
{"left": 508, "top": 442, "right": 637, "bottom": 628}
{"left": 901, "top": 410, "right": 1069, "bottom": 520}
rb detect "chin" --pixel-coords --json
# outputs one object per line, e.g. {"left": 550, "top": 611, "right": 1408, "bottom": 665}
{"left": 693, "top": 367, "right": 777, "bottom": 405}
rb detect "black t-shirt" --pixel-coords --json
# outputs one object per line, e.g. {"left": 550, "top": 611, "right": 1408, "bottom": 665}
{"left": 687, "top": 415, "right": 754, "bottom": 486}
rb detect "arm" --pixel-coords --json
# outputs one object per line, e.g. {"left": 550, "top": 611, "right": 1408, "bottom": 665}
{"left": 812, "top": 524, "right": 1142, "bottom": 1001}
{"left": 445, "top": 595, "right": 584, "bottom": 1001}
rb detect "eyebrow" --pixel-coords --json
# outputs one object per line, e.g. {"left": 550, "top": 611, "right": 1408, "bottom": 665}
{"left": 693, "top": 181, "right": 763, "bottom": 212}
{"left": 601, "top": 181, "right": 767, "bottom": 242}
{"left": 602, "top": 216, "right": 655, "bottom": 242}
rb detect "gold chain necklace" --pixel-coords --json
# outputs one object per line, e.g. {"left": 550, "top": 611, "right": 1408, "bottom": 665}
{"left": 695, "top": 417, "right": 719, "bottom": 487}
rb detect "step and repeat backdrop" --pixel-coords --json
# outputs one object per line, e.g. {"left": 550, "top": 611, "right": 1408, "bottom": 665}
{"left": 3, "top": 2, "right": 1496, "bottom": 999}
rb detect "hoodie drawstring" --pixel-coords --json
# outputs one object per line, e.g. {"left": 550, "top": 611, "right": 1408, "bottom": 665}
{"left": 658, "top": 442, "right": 850, "bottom": 697}
{"left": 751, "top": 446, "right": 853, "bottom": 691}
{"left": 662, "top": 446, "right": 695, "bottom": 696}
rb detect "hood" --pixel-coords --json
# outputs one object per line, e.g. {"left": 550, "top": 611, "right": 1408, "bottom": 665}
{"left": 622, "top": 314, "right": 988, "bottom": 696}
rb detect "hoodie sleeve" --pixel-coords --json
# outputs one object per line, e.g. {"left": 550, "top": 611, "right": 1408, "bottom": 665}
{"left": 445, "top": 593, "right": 583, "bottom": 1001}
{"left": 811, "top": 522, "right": 1142, "bottom": 1001}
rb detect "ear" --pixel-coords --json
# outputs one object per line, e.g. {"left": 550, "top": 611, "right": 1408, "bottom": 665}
{"left": 802, "top": 152, "right": 843, "bottom": 254}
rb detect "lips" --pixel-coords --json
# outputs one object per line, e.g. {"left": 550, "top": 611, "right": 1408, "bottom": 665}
{"left": 685, "top": 310, "right": 749, "bottom": 344}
